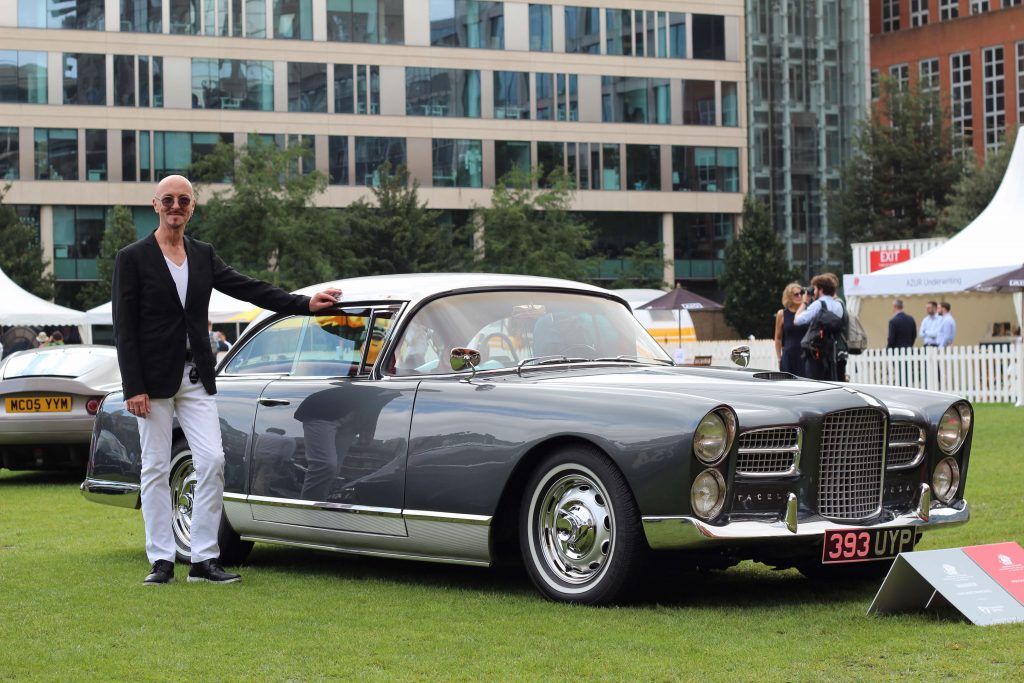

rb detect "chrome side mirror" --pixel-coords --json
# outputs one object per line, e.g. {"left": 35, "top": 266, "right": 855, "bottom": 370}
{"left": 730, "top": 345, "right": 750, "bottom": 368}
{"left": 450, "top": 347, "right": 481, "bottom": 376}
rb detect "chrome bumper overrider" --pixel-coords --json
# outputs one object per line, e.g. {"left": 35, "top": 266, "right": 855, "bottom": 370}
{"left": 642, "top": 500, "right": 970, "bottom": 551}
{"left": 80, "top": 479, "right": 140, "bottom": 509}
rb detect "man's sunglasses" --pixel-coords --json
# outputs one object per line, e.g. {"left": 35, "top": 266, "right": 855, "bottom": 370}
{"left": 158, "top": 195, "right": 193, "bottom": 208}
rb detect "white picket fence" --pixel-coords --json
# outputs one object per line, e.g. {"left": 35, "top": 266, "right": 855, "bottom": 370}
{"left": 678, "top": 340, "right": 1024, "bottom": 404}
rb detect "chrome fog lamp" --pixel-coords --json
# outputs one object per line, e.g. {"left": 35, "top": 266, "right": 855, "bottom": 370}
{"left": 693, "top": 409, "right": 736, "bottom": 465}
{"left": 931, "top": 457, "right": 961, "bottom": 503}
{"left": 937, "top": 404, "right": 967, "bottom": 454}
{"left": 690, "top": 469, "right": 727, "bottom": 520}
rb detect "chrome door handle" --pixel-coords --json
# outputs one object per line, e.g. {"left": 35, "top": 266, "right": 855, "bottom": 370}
{"left": 258, "top": 398, "right": 291, "bottom": 406}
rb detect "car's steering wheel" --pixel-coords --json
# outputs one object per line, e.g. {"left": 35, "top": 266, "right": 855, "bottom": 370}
{"left": 560, "top": 343, "right": 596, "bottom": 358}
{"left": 482, "top": 332, "right": 520, "bottom": 364}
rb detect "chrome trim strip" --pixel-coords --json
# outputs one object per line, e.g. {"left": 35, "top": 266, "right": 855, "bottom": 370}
{"left": 237, "top": 535, "right": 491, "bottom": 567}
{"left": 223, "top": 492, "right": 247, "bottom": 503}
{"left": 80, "top": 479, "right": 140, "bottom": 509}
{"left": 736, "top": 427, "right": 802, "bottom": 478}
{"left": 784, "top": 493, "right": 798, "bottom": 534}
{"left": 246, "top": 494, "right": 403, "bottom": 518}
{"left": 642, "top": 500, "right": 969, "bottom": 550}
{"left": 886, "top": 424, "right": 927, "bottom": 470}
{"left": 402, "top": 509, "right": 492, "bottom": 526}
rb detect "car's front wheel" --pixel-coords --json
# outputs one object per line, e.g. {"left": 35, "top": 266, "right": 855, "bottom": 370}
{"left": 169, "top": 440, "right": 253, "bottom": 565}
{"left": 520, "top": 446, "right": 643, "bottom": 604}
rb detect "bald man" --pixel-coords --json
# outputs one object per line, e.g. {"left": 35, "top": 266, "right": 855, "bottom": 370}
{"left": 112, "top": 175, "right": 341, "bottom": 586}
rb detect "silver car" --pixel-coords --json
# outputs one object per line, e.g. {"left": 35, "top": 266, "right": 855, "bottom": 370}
{"left": 1, "top": 345, "right": 120, "bottom": 472}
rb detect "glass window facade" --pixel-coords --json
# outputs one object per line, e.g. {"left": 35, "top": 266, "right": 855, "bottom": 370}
{"left": 85, "top": 129, "right": 107, "bottom": 181}
{"left": 154, "top": 131, "right": 232, "bottom": 178}
{"left": 494, "top": 140, "right": 530, "bottom": 181}
{"left": 673, "top": 213, "right": 734, "bottom": 278}
{"left": 0, "top": 51, "right": 47, "bottom": 104}
{"left": 430, "top": 0, "right": 504, "bottom": 49}
{"left": 53, "top": 206, "right": 106, "bottom": 280}
{"left": 327, "top": 0, "right": 404, "bottom": 44}
{"left": 192, "top": 59, "right": 273, "bottom": 110}
{"left": 20, "top": 0, "right": 104, "bottom": 30}
{"left": 328, "top": 135, "right": 348, "bottom": 184}
{"left": 606, "top": 9, "right": 637, "bottom": 56}
{"left": 671, "top": 146, "right": 739, "bottom": 192}
{"left": 494, "top": 71, "right": 530, "bottom": 120}
{"left": 721, "top": 82, "right": 738, "bottom": 126}
{"left": 528, "top": 4, "right": 552, "bottom": 52}
{"left": 170, "top": 0, "right": 201, "bottom": 34}
{"left": 121, "top": 0, "right": 161, "bottom": 32}
{"left": 432, "top": 139, "right": 482, "bottom": 187}
{"left": 982, "top": 46, "right": 1006, "bottom": 155}
{"left": 335, "top": 64, "right": 355, "bottom": 113}
{"left": 692, "top": 14, "right": 725, "bottom": 61}
{"left": 602, "top": 143, "right": 621, "bottom": 190}
{"left": 35, "top": 128, "right": 78, "bottom": 181}
{"left": 565, "top": 6, "right": 600, "bottom": 54}
{"left": 274, "top": 0, "right": 312, "bottom": 39}
{"left": 536, "top": 140, "right": 563, "bottom": 183}
{"left": 406, "top": 68, "right": 481, "bottom": 118}
{"left": 114, "top": 55, "right": 136, "bottom": 106}
{"left": 601, "top": 76, "right": 670, "bottom": 124}
{"left": 682, "top": 80, "right": 716, "bottom": 125}
{"left": 669, "top": 12, "right": 686, "bottom": 58}
{"left": 626, "top": 144, "right": 660, "bottom": 191}
{"left": 0, "top": 128, "right": 18, "bottom": 180}
{"left": 951, "top": 52, "right": 973, "bottom": 152}
{"left": 63, "top": 53, "right": 106, "bottom": 106}
{"left": 356, "top": 136, "right": 406, "bottom": 185}
{"left": 288, "top": 62, "right": 327, "bottom": 112}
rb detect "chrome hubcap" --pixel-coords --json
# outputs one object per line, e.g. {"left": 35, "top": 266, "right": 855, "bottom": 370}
{"left": 170, "top": 453, "right": 195, "bottom": 548}
{"left": 537, "top": 472, "right": 613, "bottom": 585}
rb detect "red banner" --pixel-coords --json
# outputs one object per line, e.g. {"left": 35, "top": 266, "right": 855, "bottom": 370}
{"left": 869, "top": 248, "right": 911, "bottom": 272}
{"left": 964, "top": 542, "right": 1024, "bottom": 606}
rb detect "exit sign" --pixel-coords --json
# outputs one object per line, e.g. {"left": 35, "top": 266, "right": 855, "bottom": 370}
{"left": 869, "top": 248, "right": 911, "bottom": 272}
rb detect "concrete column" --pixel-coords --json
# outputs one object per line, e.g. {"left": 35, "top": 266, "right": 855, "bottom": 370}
{"left": 661, "top": 212, "right": 675, "bottom": 287}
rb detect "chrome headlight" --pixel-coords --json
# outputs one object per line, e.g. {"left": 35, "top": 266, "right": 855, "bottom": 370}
{"left": 690, "top": 468, "right": 726, "bottom": 520}
{"left": 932, "top": 457, "right": 961, "bottom": 503}
{"left": 937, "top": 403, "right": 970, "bottom": 454}
{"left": 693, "top": 408, "right": 736, "bottom": 465}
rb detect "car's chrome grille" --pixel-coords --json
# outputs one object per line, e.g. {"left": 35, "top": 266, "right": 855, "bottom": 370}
{"left": 887, "top": 423, "right": 925, "bottom": 468}
{"left": 737, "top": 427, "right": 800, "bottom": 475}
{"left": 818, "top": 408, "right": 886, "bottom": 521}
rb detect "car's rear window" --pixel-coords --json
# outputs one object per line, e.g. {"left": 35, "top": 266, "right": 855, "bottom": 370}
{"left": 3, "top": 348, "right": 116, "bottom": 379}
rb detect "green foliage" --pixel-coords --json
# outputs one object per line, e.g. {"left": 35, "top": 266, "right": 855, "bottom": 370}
{"left": 928, "top": 129, "right": 1016, "bottom": 235}
{"left": 608, "top": 241, "right": 670, "bottom": 289}
{"left": 344, "top": 162, "right": 472, "bottom": 275}
{"left": 188, "top": 138, "right": 354, "bottom": 290}
{"left": 830, "top": 80, "right": 962, "bottom": 264}
{"left": 76, "top": 206, "right": 137, "bottom": 309}
{"left": 723, "top": 196, "right": 800, "bottom": 339}
{"left": 471, "top": 167, "right": 596, "bottom": 280}
{"left": 0, "top": 184, "right": 54, "bottom": 299}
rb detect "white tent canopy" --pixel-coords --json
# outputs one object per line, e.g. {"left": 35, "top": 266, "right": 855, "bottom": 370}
{"left": 843, "top": 132, "right": 1024, "bottom": 297}
{"left": 0, "top": 265, "right": 91, "bottom": 343}
{"left": 86, "top": 288, "right": 257, "bottom": 326}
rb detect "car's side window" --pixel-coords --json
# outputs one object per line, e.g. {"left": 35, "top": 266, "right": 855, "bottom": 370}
{"left": 224, "top": 317, "right": 305, "bottom": 375}
{"left": 293, "top": 310, "right": 372, "bottom": 377}
{"left": 363, "top": 311, "right": 394, "bottom": 371}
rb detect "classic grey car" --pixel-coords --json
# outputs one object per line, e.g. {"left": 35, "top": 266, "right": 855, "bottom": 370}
{"left": 82, "top": 274, "right": 972, "bottom": 603}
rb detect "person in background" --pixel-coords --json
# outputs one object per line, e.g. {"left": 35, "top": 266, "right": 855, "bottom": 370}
{"left": 774, "top": 282, "right": 809, "bottom": 376}
{"left": 35, "top": 331, "right": 49, "bottom": 347}
{"left": 938, "top": 302, "right": 957, "bottom": 347}
{"left": 919, "top": 301, "right": 941, "bottom": 347}
{"left": 207, "top": 320, "right": 219, "bottom": 353}
{"left": 887, "top": 299, "right": 917, "bottom": 349}
{"left": 45, "top": 331, "right": 64, "bottom": 346}
{"left": 795, "top": 274, "right": 845, "bottom": 380}
{"left": 216, "top": 331, "right": 231, "bottom": 352}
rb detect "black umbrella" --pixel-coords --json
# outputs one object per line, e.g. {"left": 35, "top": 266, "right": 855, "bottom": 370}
{"left": 969, "top": 265, "right": 1024, "bottom": 336}
{"left": 636, "top": 286, "right": 723, "bottom": 348}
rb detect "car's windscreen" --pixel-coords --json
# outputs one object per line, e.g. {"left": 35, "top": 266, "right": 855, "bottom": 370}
{"left": 2, "top": 348, "right": 116, "bottom": 378}
{"left": 389, "top": 291, "right": 672, "bottom": 375}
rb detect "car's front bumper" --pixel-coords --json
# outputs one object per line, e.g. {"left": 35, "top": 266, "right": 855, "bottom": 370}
{"left": 80, "top": 478, "right": 140, "bottom": 509}
{"left": 642, "top": 499, "right": 969, "bottom": 550}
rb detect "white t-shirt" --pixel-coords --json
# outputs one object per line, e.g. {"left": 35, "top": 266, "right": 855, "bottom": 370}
{"left": 165, "top": 256, "right": 189, "bottom": 349}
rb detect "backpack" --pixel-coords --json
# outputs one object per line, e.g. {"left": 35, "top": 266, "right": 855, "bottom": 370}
{"left": 845, "top": 313, "right": 867, "bottom": 354}
{"left": 800, "top": 306, "right": 844, "bottom": 364}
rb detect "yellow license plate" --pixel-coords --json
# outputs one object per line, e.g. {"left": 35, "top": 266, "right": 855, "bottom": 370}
{"left": 5, "top": 396, "right": 72, "bottom": 413}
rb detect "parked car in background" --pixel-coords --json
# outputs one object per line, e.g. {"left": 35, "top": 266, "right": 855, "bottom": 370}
{"left": 82, "top": 274, "right": 973, "bottom": 603}
{"left": 2, "top": 345, "right": 120, "bottom": 471}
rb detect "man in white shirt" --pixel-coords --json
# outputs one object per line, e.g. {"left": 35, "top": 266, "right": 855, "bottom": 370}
{"left": 937, "top": 302, "right": 957, "bottom": 347}
{"left": 919, "top": 301, "right": 942, "bottom": 347}
{"left": 795, "top": 273, "right": 845, "bottom": 380}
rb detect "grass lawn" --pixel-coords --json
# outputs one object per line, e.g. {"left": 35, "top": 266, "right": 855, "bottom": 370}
{"left": 1, "top": 405, "right": 1022, "bottom": 682}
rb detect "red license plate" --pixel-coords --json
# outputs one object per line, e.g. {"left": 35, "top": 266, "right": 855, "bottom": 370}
{"left": 821, "top": 527, "right": 915, "bottom": 564}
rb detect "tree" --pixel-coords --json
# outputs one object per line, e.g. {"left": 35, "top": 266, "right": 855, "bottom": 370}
{"left": 471, "top": 167, "right": 596, "bottom": 280}
{"left": 76, "top": 206, "right": 137, "bottom": 309}
{"left": 929, "top": 129, "right": 1016, "bottom": 235}
{"left": 0, "top": 184, "right": 54, "bottom": 300}
{"left": 607, "top": 241, "right": 669, "bottom": 289}
{"left": 188, "top": 138, "right": 354, "bottom": 291}
{"left": 344, "top": 162, "right": 472, "bottom": 275}
{"left": 830, "top": 80, "right": 962, "bottom": 265}
{"left": 722, "top": 196, "right": 801, "bottom": 339}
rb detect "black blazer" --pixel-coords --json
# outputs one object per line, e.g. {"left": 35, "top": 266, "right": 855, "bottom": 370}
{"left": 112, "top": 232, "right": 312, "bottom": 399}
{"left": 887, "top": 311, "right": 917, "bottom": 349}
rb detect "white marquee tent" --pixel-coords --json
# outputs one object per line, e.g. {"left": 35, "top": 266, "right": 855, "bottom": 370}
{"left": 86, "top": 288, "right": 258, "bottom": 326}
{"left": 843, "top": 132, "right": 1024, "bottom": 299}
{"left": 0, "top": 265, "right": 91, "bottom": 343}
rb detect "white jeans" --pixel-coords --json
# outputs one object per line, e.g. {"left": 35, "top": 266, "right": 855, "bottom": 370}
{"left": 137, "top": 364, "right": 225, "bottom": 564}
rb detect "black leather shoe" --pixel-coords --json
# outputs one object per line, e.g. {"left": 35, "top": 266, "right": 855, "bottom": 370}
{"left": 188, "top": 559, "right": 241, "bottom": 584}
{"left": 143, "top": 560, "right": 175, "bottom": 585}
